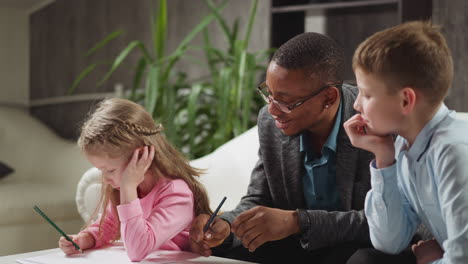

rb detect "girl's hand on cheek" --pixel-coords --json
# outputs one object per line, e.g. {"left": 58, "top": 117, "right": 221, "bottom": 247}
{"left": 121, "top": 146, "right": 155, "bottom": 190}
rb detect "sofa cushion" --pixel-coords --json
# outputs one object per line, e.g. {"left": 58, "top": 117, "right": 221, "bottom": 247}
{"left": 190, "top": 126, "right": 259, "bottom": 211}
{"left": 0, "top": 161, "right": 13, "bottom": 179}
{"left": 0, "top": 106, "right": 90, "bottom": 184}
{"left": 76, "top": 167, "right": 103, "bottom": 223}
{"left": 0, "top": 182, "right": 81, "bottom": 225}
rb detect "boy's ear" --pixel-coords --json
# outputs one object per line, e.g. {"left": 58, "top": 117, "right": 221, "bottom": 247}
{"left": 400, "top": 87, "right": 416, "bottom": 115}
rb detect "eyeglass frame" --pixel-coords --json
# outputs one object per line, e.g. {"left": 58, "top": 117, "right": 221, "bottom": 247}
{"left": 256, "top": 81, "right": 343, "bottom": 113}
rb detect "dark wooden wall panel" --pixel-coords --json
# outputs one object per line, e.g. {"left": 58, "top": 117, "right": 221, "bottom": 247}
{"left": 70, "top": 0, "right": 111, "bottom": 94}
{"left": 433, "top": 0, "right": 468, "bottom": 112}
{"left": 30, "top": 0, "right": 152, "bottom": 98}
{"left": 30, "top": 0, "right": 153, "bottom": 139}
{"left": 402, "top": 0, "right": 432, "bottom": 21}
{"left": 326, "top": 5, "right": 399, "bottom": 82}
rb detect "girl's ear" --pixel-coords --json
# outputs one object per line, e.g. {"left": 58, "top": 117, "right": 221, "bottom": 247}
{"left": 400, "top": 87, "right": 416, "bottom": 115}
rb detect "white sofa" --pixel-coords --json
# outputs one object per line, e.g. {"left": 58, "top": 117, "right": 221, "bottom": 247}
{"left": 0, "top": 106, "right": 91, "bottom": 255}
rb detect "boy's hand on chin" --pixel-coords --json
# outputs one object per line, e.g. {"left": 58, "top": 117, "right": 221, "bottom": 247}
{"left": 344, "top": 114, "right": 395, "bottom": 168}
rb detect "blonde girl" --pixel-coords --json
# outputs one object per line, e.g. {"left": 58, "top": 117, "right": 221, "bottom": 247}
{"left": 58, "top": 98, "right": 211, "bottom": 261}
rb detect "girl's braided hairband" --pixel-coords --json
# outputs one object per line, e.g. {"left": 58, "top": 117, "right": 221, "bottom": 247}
{"left": 120, "top": 121, "right": 163, "bottom": 136}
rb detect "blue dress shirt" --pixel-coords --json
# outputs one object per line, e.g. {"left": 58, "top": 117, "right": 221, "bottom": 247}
{"left": 300, "top": 102, "right": 342, "bottom": 210}
{"left": 365, "top": 104, "right": 468, "bottom": 264}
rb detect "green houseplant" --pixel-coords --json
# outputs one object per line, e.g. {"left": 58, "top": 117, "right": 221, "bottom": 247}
{"left": 181, "top": 0, "right": 273, "bottom": 158}
{"left": 70, "top": 0, "right": 270, "bottom": 159}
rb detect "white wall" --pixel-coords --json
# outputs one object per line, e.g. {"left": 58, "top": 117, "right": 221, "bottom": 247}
{"left": 0, "top": 7, "right": 29, "bottom": 106}
{"left": 305, "top": 10, "right": 326, "bottom": 34}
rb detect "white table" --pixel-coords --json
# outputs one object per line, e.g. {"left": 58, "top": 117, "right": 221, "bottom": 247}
{"left": 0, "top": 248, "right": 255, "bottom": 264}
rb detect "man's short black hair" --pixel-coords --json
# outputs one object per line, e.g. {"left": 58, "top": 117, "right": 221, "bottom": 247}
{"left": 272, "top": 32, "right": 345, "bottom": 84}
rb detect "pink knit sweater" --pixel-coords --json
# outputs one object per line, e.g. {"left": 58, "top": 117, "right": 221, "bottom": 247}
{"left": 83, "top": 178, "right": 194, "bottom": 261}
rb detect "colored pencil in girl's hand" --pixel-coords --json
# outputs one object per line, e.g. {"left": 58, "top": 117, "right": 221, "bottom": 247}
{"left": 33, "top": 205, "right": 83, "bottom": 253}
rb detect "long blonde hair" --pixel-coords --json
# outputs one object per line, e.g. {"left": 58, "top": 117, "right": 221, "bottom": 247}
{"left": 78, "top": 98, "right": 212, "bottom": 240}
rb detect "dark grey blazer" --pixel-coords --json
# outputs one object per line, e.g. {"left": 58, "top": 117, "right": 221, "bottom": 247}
{"left": 220, "top": 84, "right": 374, "bottom": 250}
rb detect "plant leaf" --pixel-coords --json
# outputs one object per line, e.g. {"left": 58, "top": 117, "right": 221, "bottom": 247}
{"left": 230, "top": 19, "right": 239, "bottom": 50}
{"left": 98, "top": 41, "right": 152, "bottom": 86}
{"left": 243, "top": 0, "right": 258, "bottom": 47}
{"left": 85, "top": 30, "right": 122, "bottom": 57}
{"left": 187, "top": 83, "right": 203, "bottom": 156}
{"left": 241, "top": 53, "right": 256, "bottom": 131}
{"left": 160, "top": 0, "right": 228, "bottom": 83}
{"left": 153, "top": 0, "right": 167, "bottom": 59}
{"left": 68, "top": 63, "right": 98, "bottom": 94}
{"left": 205, "top": 0, "right": 231, "bottom": 43}
{"left": 145, "top": 65, "right": 159, "bottom": 116}
{"left": 203, "top": 29, "right": 217, "bottom": 77}
{"left": 130, "top": 57, "right": 148, "bottom": 100}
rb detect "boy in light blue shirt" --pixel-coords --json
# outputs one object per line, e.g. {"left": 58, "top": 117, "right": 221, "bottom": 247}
{"left": 344, "top": 21, "right": 468, "bottom": 264}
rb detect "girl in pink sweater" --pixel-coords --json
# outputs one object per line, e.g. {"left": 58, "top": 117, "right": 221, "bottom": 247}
{"left": 58, "top": 98, "right": 212, "bottom": 262}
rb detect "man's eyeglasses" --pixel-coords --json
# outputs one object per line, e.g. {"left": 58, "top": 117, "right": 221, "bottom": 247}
{"left": 256, "top": 82, "right": 342, "bottom": 113}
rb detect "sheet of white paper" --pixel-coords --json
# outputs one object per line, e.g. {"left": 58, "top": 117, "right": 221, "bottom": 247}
{"left": 16, "top": 260, "right": 38, "bottom": 264}
{"left": 16, "top": 245, "right": 254, "bottom": 264}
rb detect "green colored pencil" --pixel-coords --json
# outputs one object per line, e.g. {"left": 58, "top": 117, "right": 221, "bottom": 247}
{"left": 33, "top": 205, "right": 82, "bottom": 253}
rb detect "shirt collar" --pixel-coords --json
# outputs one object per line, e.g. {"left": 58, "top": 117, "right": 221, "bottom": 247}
{"left": 300, "top": 101, "right": 343, "bottom": 154}
{"left": 405, "top": 104, "right": 450, "bottom": 160}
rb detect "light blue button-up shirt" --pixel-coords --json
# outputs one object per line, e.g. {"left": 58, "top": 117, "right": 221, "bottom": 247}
{"left": 300, "top": 102, "right": 342, "bottom": 210}
{"left": 365, "top": 104, "right": 468, "bottom": 264}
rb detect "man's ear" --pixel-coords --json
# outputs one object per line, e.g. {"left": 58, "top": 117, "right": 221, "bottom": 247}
{"left": 400, "top": 87, "right": 416, "bottom": 115}
{"left": 324, "top": 86, "right": 340, "bottom": 106}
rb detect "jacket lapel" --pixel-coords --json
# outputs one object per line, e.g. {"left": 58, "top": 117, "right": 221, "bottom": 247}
{"left": 280, "top": 134, "right": 307, "bottom": 209}
{"left": 335, "top": 130, "right": 358, "bottom": 211}
{"left": 335, "top": 85, "right": 359, "bottom": 211}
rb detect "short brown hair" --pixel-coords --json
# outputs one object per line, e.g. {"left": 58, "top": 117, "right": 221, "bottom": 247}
{"left": 272, "top": 32, "right": 345, "bottom": 84}
{"left": 353, "top": 21, "right": 453, "bottom": 105}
